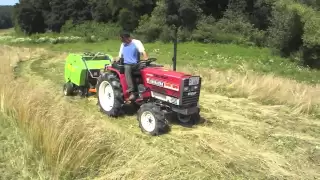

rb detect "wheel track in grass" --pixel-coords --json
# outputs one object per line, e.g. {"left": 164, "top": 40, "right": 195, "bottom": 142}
{"left": 14, "top": 50, "right": 320, "bottom": 179}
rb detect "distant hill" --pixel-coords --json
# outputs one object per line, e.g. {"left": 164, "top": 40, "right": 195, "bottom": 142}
{"left": 0, "top": 5, "right": 13, "bottom": 29}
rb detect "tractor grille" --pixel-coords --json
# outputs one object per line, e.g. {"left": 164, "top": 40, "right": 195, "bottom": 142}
{"left": 181, "top": 77, "right": 201, "bottom": 106}
{"left": 181, "top": 92, "right": 200, "bottom": 105}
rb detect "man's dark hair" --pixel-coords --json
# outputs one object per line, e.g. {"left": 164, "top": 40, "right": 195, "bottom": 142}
{"left": 120, "top": 31, "right": 130, "bottom": 38}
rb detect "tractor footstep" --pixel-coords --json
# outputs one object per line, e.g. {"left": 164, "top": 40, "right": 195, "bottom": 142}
{"left": 124, "top": 100, "right": 132, "bottom": 104}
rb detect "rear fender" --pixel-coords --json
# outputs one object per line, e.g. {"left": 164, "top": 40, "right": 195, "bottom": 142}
{"left": 105, "top": 67, "right": 129, "bottom": 99}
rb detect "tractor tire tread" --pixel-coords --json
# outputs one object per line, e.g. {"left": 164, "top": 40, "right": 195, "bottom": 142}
{"left": 137, "top": 102, "right": 169, "bottom": 136}
{"left": 97, "top": 72, "right": 124, "bottom": 117}
{"left": 63, "top": 82, "right": 74, "bottom": 96}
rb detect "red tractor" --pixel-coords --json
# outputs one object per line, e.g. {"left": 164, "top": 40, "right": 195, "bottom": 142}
{"left": 96, "top": 57, "right": 202, "bottom": 136}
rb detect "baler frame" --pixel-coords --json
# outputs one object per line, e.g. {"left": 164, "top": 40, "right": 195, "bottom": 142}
{"left": 63, "top": 52, "right": 113, "bottom": 97}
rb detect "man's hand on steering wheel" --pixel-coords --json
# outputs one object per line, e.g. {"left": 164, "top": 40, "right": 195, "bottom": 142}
{"left": 140, "top": 56, "right": 148, "bottom": 61}
{"left": 112, "top": 57, "right": 120, "bottom": 63}
{"left": 139, "top": 57, "right": 157, "bottom": 67}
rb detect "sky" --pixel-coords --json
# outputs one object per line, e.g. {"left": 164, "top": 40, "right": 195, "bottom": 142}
{"left": 0, "top": 0, "right": 19, "bottom": 5}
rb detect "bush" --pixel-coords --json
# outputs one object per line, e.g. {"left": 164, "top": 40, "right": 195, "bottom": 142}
{"left": 118, "top": 8, "right": 138, "bottom": 32}
{"left": 214, "top": 0, "right": 256, "bottom": 38}
{"left": 134, "top": 1, "right": 166, "bottom": 42}
{"left": 301, "top": 45, "right": 320, "bottom": 68}
{"left": 266, "top": 4, "right": 304, "bottom": 57}
{"left": 207, "top": 1, "right": 266, "bottom": 47}
{"left": 249, "top": 30, "right": 267, "bottom": 47}
{"left": 177, "top": 28, "right": 193, "bottom": 42}
{"left": 215, "top": 15, "right": 254, "bottom": 39}
{"left": 135, "top": 0, "right": 266, "bottom": 46}
{"left": 266, "top": 1, "right": 320, "bottom": 68}
{"left": 302, "top": 12, "right": 320, "bottom": 68}
{"left": 134, "top": 15, "right": 164, "bottom": 42}
{"left": 159, "top": 25, "right": 175, "bottom": 43}
{"left": 191, "top": 16, "right": 247, "bottom": 44}
{"left": 61, "top": 20, "right": 121, "bottom": 41}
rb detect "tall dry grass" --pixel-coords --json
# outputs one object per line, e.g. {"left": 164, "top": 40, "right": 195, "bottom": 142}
{"left": 0, "top": 46, "right": 126, "bottom": 179}
{"left": 173, "top": 64, "right": 320, "bottom": 115}
{"left": 1, "top": 46, "right": 125, "bottom": 179}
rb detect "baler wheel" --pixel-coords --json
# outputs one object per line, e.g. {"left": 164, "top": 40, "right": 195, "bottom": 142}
{"left": 63, "top": 82, "right": 74, "bottom": 96}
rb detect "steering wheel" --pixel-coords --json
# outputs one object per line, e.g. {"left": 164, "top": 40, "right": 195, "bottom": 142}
{"left": 136, "top": 58, "right": 156, "bottom": 69}
{"left": 146, "top": 58, "right": 157, "bottom": 62}
{"left": 112, "top": 58, "right": 157, "bottom": 69}
{"left": 139, "top": 58, "right": 157, "bottom": 66}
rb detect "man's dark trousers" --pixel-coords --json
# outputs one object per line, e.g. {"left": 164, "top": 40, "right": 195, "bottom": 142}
{"left": 124, "top": 64, "right": 137, "bottom": 93}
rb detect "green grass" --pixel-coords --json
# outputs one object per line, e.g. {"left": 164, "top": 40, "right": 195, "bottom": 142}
{"left": 16, "top": 40, "right": 320, "bottom": 84}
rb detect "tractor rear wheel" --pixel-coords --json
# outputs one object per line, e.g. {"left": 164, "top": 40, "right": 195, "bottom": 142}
{"left": 137, "top": 102, "right": 169, "bottom": 136}
{"left": 63, "top": 82, "right": 74, "bottom": 96}
{"left": 97, "top": 73, "right": 124, "bottom": 117}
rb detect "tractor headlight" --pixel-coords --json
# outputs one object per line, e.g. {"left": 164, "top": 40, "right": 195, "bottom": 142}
{"left": 191, "top": 86, "right": 199, "bottom": 91}
{"left": 184, "top": 86, "right": 198, "bottom": 92}
{"left": 189, "top": 77, "right": 200, "bottom": 86}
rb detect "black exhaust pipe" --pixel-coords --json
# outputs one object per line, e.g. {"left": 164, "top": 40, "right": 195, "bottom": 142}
{"left": 172, "top": 27, "right": 178, "bottom": 71}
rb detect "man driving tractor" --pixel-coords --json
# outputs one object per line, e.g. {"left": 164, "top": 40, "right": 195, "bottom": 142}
{"left": 115, "top": 31, "right": 149, "bottom": 101}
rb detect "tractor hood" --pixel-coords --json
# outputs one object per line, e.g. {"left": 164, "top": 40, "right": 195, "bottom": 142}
{"left": 142, "top": 67, "right": 192, "bottom": 79}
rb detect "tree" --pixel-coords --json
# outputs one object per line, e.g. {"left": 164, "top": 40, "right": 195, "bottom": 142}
{"left": 0, "top": 6, "right": 14, "bottom": 29}
{"left": 13, "top": 1, "right": 46, "bottom": 34}
{"left": 164, "top": 0, "right": 204, "bottom": 70}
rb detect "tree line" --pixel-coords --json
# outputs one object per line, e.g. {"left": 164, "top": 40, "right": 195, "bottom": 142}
{"left": 7, "top": 0, "right": 320, "bottom": 68}
{"left": 0, "top": 6, "right": 13, "bottom": 29}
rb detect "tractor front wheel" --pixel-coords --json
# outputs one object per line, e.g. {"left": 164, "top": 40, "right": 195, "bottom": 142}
{"left": 177, "top": 112, "right": 201, "bottom": 127}
{"left": 176, "top": 106, "right": 201, "bottom": 127}
{"left": 97, "top": 73, "right": 124, "bottom": 117}
{"left": 137, "top": 103, "right": 169, "bottom": 136}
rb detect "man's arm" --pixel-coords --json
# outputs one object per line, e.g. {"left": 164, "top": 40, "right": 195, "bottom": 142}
{"left": 115, "top": 43, "right": 124, "bottom": 62}
{"left": 141, "top": 51, "right": 148, "bottom": 61}
{"left": 134, "top": 39, "right": 148, "bottom": 60}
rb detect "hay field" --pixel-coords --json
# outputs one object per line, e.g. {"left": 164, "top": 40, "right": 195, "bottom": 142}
{"left": 0, "top": 44, "right": 319, "bottom": 180}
